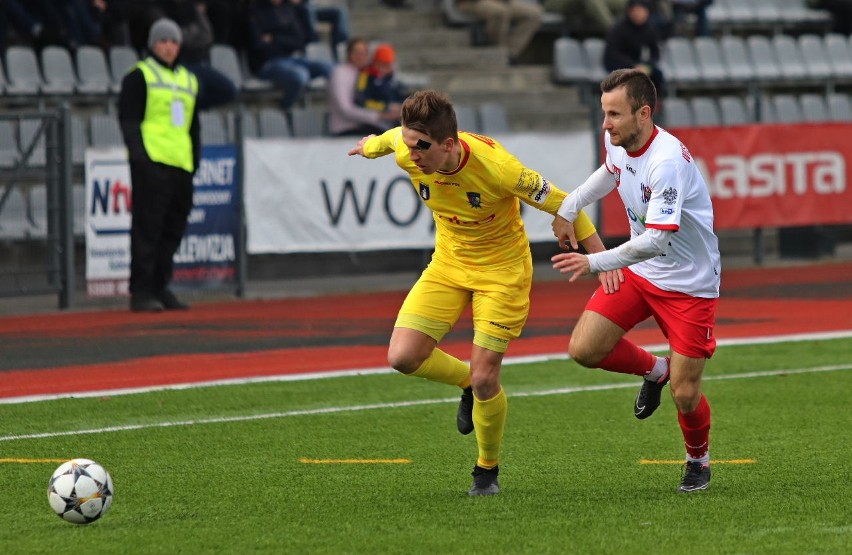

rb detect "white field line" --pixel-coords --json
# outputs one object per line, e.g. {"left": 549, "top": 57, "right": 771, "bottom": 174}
{"left": 3, "top": 330, "right": 852, "bottom": 406}
{"left": 1, "top": 362, "right": 851, "bottom": 443}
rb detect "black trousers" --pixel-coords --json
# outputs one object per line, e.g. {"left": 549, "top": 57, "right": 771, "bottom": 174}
{"left": 129, "top": 160, "right": 194, "bottom": 298}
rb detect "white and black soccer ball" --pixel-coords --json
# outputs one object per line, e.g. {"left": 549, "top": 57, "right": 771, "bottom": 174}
{"left": 47, "top": 458, "right": 114, "bottom": 524}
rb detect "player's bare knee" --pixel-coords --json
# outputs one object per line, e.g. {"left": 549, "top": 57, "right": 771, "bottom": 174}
{"left": 568, "top": 338, "right": 600, "bottom": 368}
{"left": 671, "top": 386, "right": 701, "bottom": 413}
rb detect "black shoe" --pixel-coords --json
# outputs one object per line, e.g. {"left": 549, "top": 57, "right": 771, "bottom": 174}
{"left": 634, "top": 359, "right": 670, "bottom": 419}
{"left": 157, "top": 289, "right": 189, "bottom": 310}
{"left": 457, "top": 386, "right": 474, "bottom": 435}
{"left": 468, "top": 465, "right": 499, "bottom": 496}
{"left": 130, "top": 295, "right": 164, "bottom": 313}
{"left": 678, "top": 461, "right": 711, "bottom": 492}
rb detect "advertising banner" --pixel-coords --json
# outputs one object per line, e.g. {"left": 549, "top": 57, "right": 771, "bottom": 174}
{"left": 602, "top": 123, "right": 852, "bottom": 236}
{"left": 243, "top": 132, "right": 597, "bottom": 254}
{"left": 84, "top": 145, "right": 239, "bottom": 297}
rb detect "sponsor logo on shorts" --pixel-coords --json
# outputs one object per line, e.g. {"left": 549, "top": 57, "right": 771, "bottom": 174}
{"left": 489, "top": 321, "right": 510, "bottom": 330}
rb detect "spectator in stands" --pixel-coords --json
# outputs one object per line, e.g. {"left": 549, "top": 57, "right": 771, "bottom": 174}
{"left": 669, "top": 0, "right": 713, "bottom": 37}
{"left": 127, "top": 0, "right": 166, "bottom": 53}
{"left": 604, "top": 0, "right": 666, "bottom": 103}
{"left": 355, "top": 44, "right": 405, "bottom": 118}
{"left": 305, "top": 0, "right": 350, "bottom": 61}
{"left": 543, "top": 0, "right": 627, "bottom": 38}
{"left": 455, "top": 0, "right": 544, "bottom": 64}
{"left": 0, "top": 0, "right": 44, "bottom": 51}
{"left": 119, "top": 18, "right": 199, "bottom": 312}
{"left": 246, "top": 0, "right": 333, "bottom": 111}
{"left": 167, "top": 0, "right": 238, "bottom": 110}
{"left": 81, "top": 0, "right": 131, "bottom": 49}
{"left": 806, "top": 0, "right": 852, "bottom": 35}
{"left": 328, "top": 38, "right": 400, "bottom": 136}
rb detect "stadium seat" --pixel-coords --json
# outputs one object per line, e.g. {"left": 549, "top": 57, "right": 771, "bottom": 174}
{"left": 719, "top": 35, "right": 756, "bottom": 82}
{"left": 454, "top": 104, "right": 479, "bottom": 133}
{"left": 693, "top": 37, "right": 728, "bottom": 83}
{"left": 18, "top": 119, "right": 47, "bottom": 168}
{"left": 225, "top": 110, "right": 259, "bottom": 141}
{"left": 0, "top": 121, "right": 19, "bottom": 169}
{"left": 257, "top": 107, "right": 290, "bottom": 138}
{"left": 718, "top": 95, "right": 752, "bottom": 126}
{"left": 75, "top": 46, "right": 113, "bottom": 95}
{"left": 0, "top": 186, "right": 34, "bottom": 239}
{"left": 690, "top": 96, "right": 722, "bottom": 127}
{"left": 746, "top": 35, "right": 782, "bottom": 83}
{"left": 108, "top": 45, "right": 139, "bottom": 90}
{"left": 823, "top": 34, "right": 852, "bottom": 81}
{"left": 662, "top": 37, "right": 701, "bottom": 85}
{"left": 200, "top": 112, "right": 229, "bottom": 145}
{"left": 210, "top": 43, "right": 274, "bottom": 95}
{"left": 89, "top": 114, "right": 123, "bottom": 147}
{"left": 826, "top": 93, "right": 852, "bottom": 121}
{"left": 553, "top": 37, "right": 589, "bottom": 85}
{"left": 661, "top": 97, "right": 692, "bottom": 128}
{"left": 797, "top": 35, "right": 833, "bottom": 82}
{"left": 582, "top": 38, "right": 607, "bottom": 85}
{"left": 770, "top": 35, "right": 808, "bottom": 83}
{"left": 799, "top": 93, "right": 829, "bottom": 122}
{"left": 5, "top": 45, "right": 43, "bottom": 95}
{"left": 70, "top": 114, "right": 87, "bottom": 166}
{"left": 289, "top": 108, "right": 327, "bottom": 138}
{"left": 479, "top": 102, "right": 510, "bottom": 135}
{"left": 767, "top": 94, "right": 803, "bottom": 123}
{"left": 40, "top": 46, "right": 77, "bottom": 96}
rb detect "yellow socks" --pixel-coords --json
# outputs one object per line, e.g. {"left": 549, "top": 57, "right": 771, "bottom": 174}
{"left": 409, "top": 348, "right": 471, "bottom": 388}
{"left": 473, "top": 387, "right": 507, "bottom": 468}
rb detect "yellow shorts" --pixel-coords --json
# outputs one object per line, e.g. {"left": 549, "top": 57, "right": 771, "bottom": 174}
{"left": 394, "top": 256, "right": 532, "bottom": 353}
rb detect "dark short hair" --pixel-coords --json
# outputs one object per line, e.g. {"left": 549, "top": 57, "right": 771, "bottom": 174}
{"left": 400, "top": 90, "right": 458, "bottom": 142}
{"left": 601, "top": 68, "right": 657, "bottom": 115}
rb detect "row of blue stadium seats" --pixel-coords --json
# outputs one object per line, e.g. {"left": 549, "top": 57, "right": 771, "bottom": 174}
{"left": 662, "top": 92, "right": 852, "bottom": 128}
{"left": 554, "top": 33, "right": 852, "bottom": 93}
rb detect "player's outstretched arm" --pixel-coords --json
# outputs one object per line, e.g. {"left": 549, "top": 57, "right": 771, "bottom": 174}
{"left": 348, "top": 134, "right": 376, "bottom": 157}
{"left": 551, "top": 252, "right": 590, "bottom": 282}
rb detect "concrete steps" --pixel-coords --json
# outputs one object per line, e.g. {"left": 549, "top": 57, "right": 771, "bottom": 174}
{"left": 347, "top": 2, "right": 588, "bottom": 131}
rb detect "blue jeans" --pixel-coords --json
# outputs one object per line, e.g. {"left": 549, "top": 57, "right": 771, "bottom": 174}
{"left": 185, "top": 62, "right": 238, "bottom": 111}
{"left": 256, "top": 56, "right": 333, "bottom": 110}
{"left": 309, "top": 6, "right": 350, "bottom": 60}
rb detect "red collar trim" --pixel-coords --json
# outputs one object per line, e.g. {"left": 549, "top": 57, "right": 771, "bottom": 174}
{"left": 439, "top": 138, "right": 470, "bottom": 175}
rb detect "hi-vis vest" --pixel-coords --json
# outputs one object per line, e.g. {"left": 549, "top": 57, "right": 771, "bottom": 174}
{"left": 136, "top": 58, "right": 198, "bottom": 173}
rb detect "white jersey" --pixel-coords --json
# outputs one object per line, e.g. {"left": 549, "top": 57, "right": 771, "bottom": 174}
{"left": 604, "top": 126, "right": 720, "bottom": 298}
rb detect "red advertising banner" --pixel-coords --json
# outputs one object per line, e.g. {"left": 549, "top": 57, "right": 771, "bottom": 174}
{"left": 602, "top": 123, "right": 852, "bottom": 237}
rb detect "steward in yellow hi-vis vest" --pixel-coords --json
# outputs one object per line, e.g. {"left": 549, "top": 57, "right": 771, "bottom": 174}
{"left": 118, "top": 18, "right": 200, "bottom": 313}
{"left": 348, "top": 90, "right": 612, "bottom": 497}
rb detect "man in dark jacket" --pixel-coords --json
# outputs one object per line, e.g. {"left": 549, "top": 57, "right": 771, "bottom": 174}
{"left": 118, "top": 18, "right": 200, "bottom": 312}
{"left": 246, "top": 0, "right": 332, "bottom": 110}
{"left": 603, "top": 0, "right": 666, "bottom": 102}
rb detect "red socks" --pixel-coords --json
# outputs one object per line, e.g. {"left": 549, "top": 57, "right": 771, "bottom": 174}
{"left": 596, "top": 338, "right": 656, "bottom": 376}
{"left": 678, "top": 394, "right": 711, "bottom": 460}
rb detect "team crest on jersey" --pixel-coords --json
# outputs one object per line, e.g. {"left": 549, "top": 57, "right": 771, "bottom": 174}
{"left": 613, "top": 166, "right": 621, "bottom": 186}
{"left": 466, "top": 192, "right": 482, "bottom": 208}
{"left": 662, "top": 186, "right": 678, "bottom": 205}
{"left": 419, "top": 183, "right": 430, "bottom": 200}
{"left": 641, "top": 182, "right": 652, "bottom": 204}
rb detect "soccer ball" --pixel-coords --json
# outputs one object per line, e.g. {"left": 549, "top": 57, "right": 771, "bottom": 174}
{"left": 47, "top": 458, "right": 114, "bottom": 524}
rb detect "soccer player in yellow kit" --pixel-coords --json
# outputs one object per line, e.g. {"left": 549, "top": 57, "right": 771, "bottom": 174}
{"left": 349, "top": 90, "right": 609, "bottom": 496}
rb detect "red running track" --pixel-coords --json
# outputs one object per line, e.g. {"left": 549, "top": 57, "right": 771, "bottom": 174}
{"left": 1, "top": 262, "right": 850, "bottom": 400}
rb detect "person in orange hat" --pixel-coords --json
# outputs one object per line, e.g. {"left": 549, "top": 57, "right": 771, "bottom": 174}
{"left": 354, "top": 43, "right": 405, "bottom": 122}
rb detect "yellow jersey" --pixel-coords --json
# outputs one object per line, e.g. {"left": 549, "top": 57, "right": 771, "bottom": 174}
{"left": 363, "top": 127, "right": 597, "bottom": 268}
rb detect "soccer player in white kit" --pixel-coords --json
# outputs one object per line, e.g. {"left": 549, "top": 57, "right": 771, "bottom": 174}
{"left": 551, "top": 68, "right": 721, "bottom": 492}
